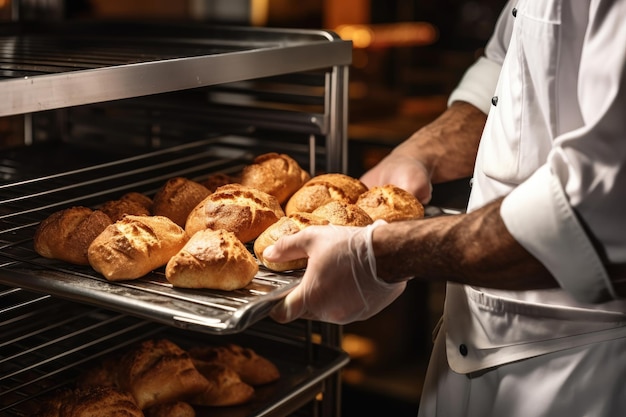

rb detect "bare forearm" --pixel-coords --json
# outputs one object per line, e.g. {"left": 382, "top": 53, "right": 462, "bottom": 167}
{"left": 373, "top": 198, "right": 559, "bottom": 290}
{"left": 393, "top": 101, "right": 487, "bottom": 184}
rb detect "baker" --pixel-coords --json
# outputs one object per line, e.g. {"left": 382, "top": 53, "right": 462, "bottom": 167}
{"left": 262, "top": 1, "right": 626, "bottom": 415}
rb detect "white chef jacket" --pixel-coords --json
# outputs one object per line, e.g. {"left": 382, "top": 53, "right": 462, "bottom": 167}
{"left": 442, "top": 0, "right": 626, "bottom": 374}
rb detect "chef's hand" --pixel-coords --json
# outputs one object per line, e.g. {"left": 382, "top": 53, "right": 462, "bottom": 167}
{"left": 266, "top": 220, "right": 406, "bottom": 325}
{"left": 360, "top": 152, "right": 432, "bottom": 204}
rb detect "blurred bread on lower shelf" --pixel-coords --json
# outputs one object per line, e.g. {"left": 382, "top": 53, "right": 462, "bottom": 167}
{"left": 33, "top": 386, "right": 144, "bottom": 417}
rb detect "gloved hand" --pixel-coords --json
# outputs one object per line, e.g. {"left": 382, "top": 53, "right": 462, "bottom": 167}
{"left": 360, "top": 152, "right": 432, "bottom": 204}
{"left": 266, "top": 220, "right": 407, "bottom": 325}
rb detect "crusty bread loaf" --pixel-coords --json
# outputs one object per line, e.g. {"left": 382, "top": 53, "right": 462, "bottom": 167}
{"left": 145, "top": 401, "right": 195, "bottom": 417}
{"left": 78, "top": 355, "right": 120, "bottom": 388}
{"left": 151, "top": 177, "right": 211, "bottom": 227}
{"left": 312, "top": 200, "right": 373, "bottom": 226}
{"left": 356, "top": 184, "right": 425, "bottom": 222}
{"left": 116, "top": 339, "right": 210, "bottom": 410}
{"left": 254, "top": 212, "right": 328, "bottom": 272}
{"left": 201, "top": 172, "right": 240, "bottom": 192}
{"left": 185, "top": 183, "right": 284, "bottom": 243}
{"left": 189, "top": 362, "right": 254, "bottom": 407}
{"left": 33, "top": 206, "right": 112, "bottom": 265}
{"left": 33, "top": 386, "right": 144, "bottom": 417}
{"left": 99, "top": 198, "right": 151, "bottom": 222}
{"left": 284, "top": 173, "right": 368, "bottom": 215}
{"left": 165, "top": 229, "right": 258, "bottom": 291}
{"left": 87, "top": 215, "right": 188, "bottom": 281}
{"left": 121, "top": 192, "right": 153, "bottom": 211}
{"left": 189, "top": 343, "right": 280, "bottom": 386}
{"left": 240, "top": 152, "right": 310, "bottom": 204}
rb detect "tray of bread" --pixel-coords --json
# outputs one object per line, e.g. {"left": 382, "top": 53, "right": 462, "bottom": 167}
{"left": 0, "top": 141, "right": 425, "bottom": 334}
{"left": 3, "top": 307, "right": 350, "bottom": 417}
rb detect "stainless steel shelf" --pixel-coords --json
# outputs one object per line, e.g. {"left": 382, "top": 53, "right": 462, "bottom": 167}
{"left": 0, "top": 21, "right": 352, "bottom": 117}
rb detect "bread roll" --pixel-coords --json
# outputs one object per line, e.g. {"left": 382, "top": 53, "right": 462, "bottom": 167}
{"left": 121, "top": 192, "right": 153, "bottom": 211}
{"left": 99, "top": 198, "right": 151, "bottom": 222}
{"left": 185, "top": 183, "right": 284, "bottom": 243}
{"left": 165, "top": 229, "right": 258, "bottom": 291}
{"left": 240, "top": 152, "right": 310, "bottom": 204}
{"left": 284, "top": 173, "right": 368, "bottom": 215}
{"left": 201, "top": 172, "right": 240, "bottom": 192}
{"left": 189, "top": 362, "right": 254, "bottom": 407}
{"left": 116, "top": 339, "right": 210, "bottom": 410}
{"left": 87, "top": 215, "right": 188, "bottom": 281}
{"left": 151, "top": 177, "right": 211, "bottom": 227}
{"left": 33, "top": 206, "right": 112, "bottom": 265}
{"left": 33, "top": 386, "right": 143, "bottom": 417}
{"left": 189, "top": 343, "right": 280, "bottom": 386}
{"left": 254, "top": 212, "right": 328, "bottom": 272}
{"left": 312, "top": 200, "right": 373, "bottom": 226}
{"left": 356, "top": 184, "right": 425, "bottom": 222}
{"left": 145, "top": 401, "right": 195, "bottom": 417}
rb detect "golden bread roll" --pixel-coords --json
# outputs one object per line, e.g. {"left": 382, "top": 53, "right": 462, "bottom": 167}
{"left": 201, "top": 172, "right": 240, "bottom": 192}
{"left": 99, "top": 198, "right": 151, "bottom": 222}
{"left": 120, "top": 191, "right": 153, "bottom": 211}
{"left": 165, "top": 228, "right": 258, "bottom": 291}
{"left": 284, "top": 173, "right": 368, "bottom": 215}
{"left": 151, "top": 177, "right": 211, "bottom": 227}
{"left": 145, "top": 401, "right": 195, "bottom": 417}
{"left": 356, "top": 184, "right": 425, "bottom": 222}
{"left": 253, "top": 212, "right": 328, "bottom": 272}
{"left": 78, "top": 355, "right": 119, "bottom": 388}
{"left": 116, "top": 339, "right": 210, "bottom": 410}
{"left": 33, "top": 206, "right": 112, "bottom": 265}
{"left": 87, "top": 215, "right": 188, "bottom": 281}
{"left": 189, "top": 343, "right": 280, "bottom": 386}
{"left": 185, "top": 183, "right": 284, "bottom": 243}
{"left": 312, "top": 200, "right": 373, "bottom": 226}
{"left": 33, "top": 386, "right": 143, "bottom": 417}
{"left": 240, "top": 152, "right": 310, "bottom": 204}
{"left": 189, "top": 362, "right": 254, "bottom": 407}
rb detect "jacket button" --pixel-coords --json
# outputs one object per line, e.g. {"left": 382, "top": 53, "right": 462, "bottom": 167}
{"left": 491, "top": 96, "right": 498, "bottom": 106}
{"left": 512, "top": 8, "right": 517, "bottom": 17}
{"left": 459, "top": 344, "right": 468, "bottom": 356}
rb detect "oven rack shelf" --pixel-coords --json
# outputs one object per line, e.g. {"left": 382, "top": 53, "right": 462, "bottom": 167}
{"left": 0, "top": 20, "right": 352, "bottom": 118}
{"left": 0, "top": 285, "right": 350, "bottom": 417}
{"left": 0, "top": 138, "right": 306, "bottom": 335}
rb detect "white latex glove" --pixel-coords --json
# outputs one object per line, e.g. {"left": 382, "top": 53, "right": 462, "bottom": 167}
{"left": 266, "top": 220, "right": 407, "bottom": 325}
{"left": 360, "top": 153, "right": 433, "bottom": 204}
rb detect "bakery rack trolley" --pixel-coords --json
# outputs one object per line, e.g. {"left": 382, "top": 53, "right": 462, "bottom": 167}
{"left": 0, "top": 18, "right": 353, "bottom": 417}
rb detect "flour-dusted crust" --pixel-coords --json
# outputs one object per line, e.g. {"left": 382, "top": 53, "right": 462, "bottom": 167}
{"left": 240, "top": 152, "right": 310, "bottom": 204}
{"left": 284, "top": 173, "right": 368, "bottom": 215}
{"left": 356, "top": 184, "right": 424, "bottom": 222}
{"left": 87, "top": 215, "right": 188, "bottom": 281}
{"left": 165, "top": 228, "right": 258, "bottom": 291}
{"left": 33, "top": 206, "right": 112, "bottom": 265}
{"left": 185, "top": 183, "right": 284, "bottom": 243}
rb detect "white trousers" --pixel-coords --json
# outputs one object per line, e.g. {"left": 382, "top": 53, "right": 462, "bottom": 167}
{"left": 418, "top": 326, "right": 626, "bottom": 417}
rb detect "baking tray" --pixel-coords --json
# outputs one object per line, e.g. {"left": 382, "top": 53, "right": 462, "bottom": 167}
{"left": 0, "top": 138, "right": 306, "bottom": 335}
